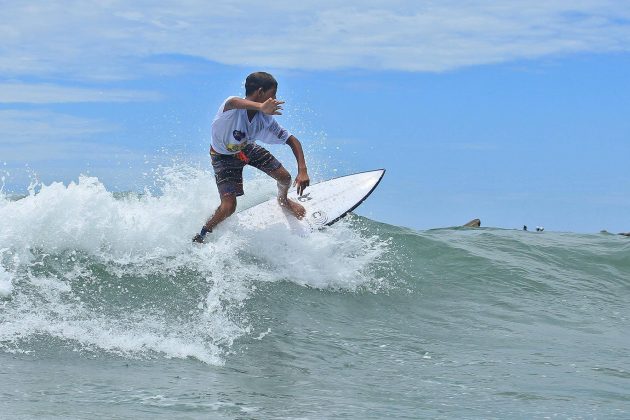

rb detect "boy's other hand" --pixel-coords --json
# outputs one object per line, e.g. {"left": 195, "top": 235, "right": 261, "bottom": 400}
{"left": 260, "top": 98, "right": 284, "bottom": 115}
{"left": 293, "top": 169, "right": 310, "bottom": 196}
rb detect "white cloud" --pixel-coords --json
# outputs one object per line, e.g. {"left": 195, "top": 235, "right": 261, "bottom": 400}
{"left": 0, "top": 110, "right": 114, "bottom": 144}
{"left": 0, "top": 83, "right": 161, "bottom": 104}
{"left": 0, "top": 139, "right": 138, "bottom": 162}
{"left": 0, "top": 110, "right": 133, "bottom": 163}
{"left": 0, "top": 0, "right": 628, "bottom": 78}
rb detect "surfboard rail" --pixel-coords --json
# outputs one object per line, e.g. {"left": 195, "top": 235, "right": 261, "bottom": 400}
{"left": 321, "top": 169, "right": 386, "bottom": 226}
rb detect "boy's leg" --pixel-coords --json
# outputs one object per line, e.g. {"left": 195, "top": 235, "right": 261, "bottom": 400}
{"left": 268, "top": 166, "right": 306, "bottom": 220}
{"left": 244, "top": 144, "right": 306, "bottom": 220}
{"left": 193, "top": 194, "right": 237, "bottom": 243}
{"left": 205, "top": 194, "right": 237, "bottom": 229}
{"left": 193, "top": 152, "right": 245, "bottom": 243}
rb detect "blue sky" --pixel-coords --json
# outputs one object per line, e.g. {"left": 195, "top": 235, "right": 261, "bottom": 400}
{"left": 1, "top": 1, "right": 629, "bottom": 233}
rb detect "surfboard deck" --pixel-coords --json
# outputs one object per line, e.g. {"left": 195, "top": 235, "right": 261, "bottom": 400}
{"left": 236, "top": 169, "right": 385, "bottom": 235}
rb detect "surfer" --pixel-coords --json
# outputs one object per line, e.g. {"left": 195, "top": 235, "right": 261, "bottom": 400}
{"left": 193, "top": 72, "right": 310, "bottom": 243}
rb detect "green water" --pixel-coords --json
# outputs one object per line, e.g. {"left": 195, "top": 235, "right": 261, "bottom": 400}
{"left": 2, "top": 217, "right": 629, "bottom": 418}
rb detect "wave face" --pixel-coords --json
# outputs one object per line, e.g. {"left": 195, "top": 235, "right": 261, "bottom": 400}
{"left": 1, "top": 166, "right": 629, "bottom": 418}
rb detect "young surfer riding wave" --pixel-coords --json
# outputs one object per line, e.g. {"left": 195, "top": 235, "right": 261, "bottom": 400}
{"left": 193, "top": 72, "right": 310, "bottom": 243}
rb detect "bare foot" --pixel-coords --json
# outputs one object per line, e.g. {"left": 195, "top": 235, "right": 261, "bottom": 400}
{"left": 278, "top": 197, "right": 306, "bottom": 220}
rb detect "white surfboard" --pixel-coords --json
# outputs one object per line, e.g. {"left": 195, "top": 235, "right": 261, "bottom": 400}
{"left": 236, "top": 169, "right": 385, "bottom": 234}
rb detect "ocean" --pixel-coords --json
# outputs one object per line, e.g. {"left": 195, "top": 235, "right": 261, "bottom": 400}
{"left": 1, "top": 167, "right": 629, "bottom": 419}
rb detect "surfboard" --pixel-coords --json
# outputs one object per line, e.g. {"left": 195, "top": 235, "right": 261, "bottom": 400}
{"left": 236, "top": 169, "right": 385, "bottom": 234}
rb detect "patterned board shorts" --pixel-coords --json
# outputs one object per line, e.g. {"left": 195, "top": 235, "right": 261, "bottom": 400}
{"left": 211, "top": 143, "right": 282, "bottom": 197}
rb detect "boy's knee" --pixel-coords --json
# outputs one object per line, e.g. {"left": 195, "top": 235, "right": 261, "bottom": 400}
{"left": 274, "top": 168, "right": 291, "bottom": 185}
{"left": 220, "top": 196, "right": 237, "bottom": 215}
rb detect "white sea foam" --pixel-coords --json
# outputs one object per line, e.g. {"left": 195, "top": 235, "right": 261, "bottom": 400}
{"left": 0, "top": 265, "right": 12, "bottom": 297}
{"left": 0, "top": 163, "right": 388, "bottom": 363}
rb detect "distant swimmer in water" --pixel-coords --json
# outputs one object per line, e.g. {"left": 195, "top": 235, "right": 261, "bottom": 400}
{"left": 523, "top": 225, "right": 528, "bottom": 231}
{"left": 536, "top": 226, "right": 545, "bottom": 232}
{"left": 192, "top": 72, "right": 310, "bottom": 243}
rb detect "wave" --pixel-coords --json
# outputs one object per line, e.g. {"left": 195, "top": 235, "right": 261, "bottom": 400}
{"left": 0, "top": 165, "right": 390, "bottom": 364}
{"left": 1, "top": 164, "right": 629, "bottom": 365}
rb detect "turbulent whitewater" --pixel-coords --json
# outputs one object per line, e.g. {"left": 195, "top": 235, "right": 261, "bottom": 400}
{"left": 1, "top": 165, "right": 629, "bottom": 418}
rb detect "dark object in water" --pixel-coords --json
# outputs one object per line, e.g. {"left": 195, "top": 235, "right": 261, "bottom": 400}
{"left": 463, "top": 219, "right": 481, "bottom": 228}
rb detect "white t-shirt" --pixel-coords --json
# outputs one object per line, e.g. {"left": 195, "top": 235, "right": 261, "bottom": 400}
{"left": 211, "top": 96, "right": 291, "bottom": 155}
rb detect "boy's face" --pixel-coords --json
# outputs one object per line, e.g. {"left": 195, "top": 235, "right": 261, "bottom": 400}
{"left": 256, "top": 86, "right": 277, "bottom": 102}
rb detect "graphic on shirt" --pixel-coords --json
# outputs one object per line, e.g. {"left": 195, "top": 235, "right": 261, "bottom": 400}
{"left": 232, "top": 130, "right": 246, "bottom": 142}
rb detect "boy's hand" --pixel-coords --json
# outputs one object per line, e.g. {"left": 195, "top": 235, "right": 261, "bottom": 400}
{"left": 260, "top": 98, "right": 284, "bottom": 115}
{"left": 293, "top": 169, "right": 310, "bottom": 196}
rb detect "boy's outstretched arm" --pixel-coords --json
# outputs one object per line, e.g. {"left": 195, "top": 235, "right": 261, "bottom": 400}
{"left": 286, "top": 135, "right": 310, "bottom": 196}
{"left": 224, "top": 97, "right": 284, "bottom": 115}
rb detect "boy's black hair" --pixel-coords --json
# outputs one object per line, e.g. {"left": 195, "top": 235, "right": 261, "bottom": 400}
{"left": 245, "top": 72, "right": 278, "bottom": 96}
